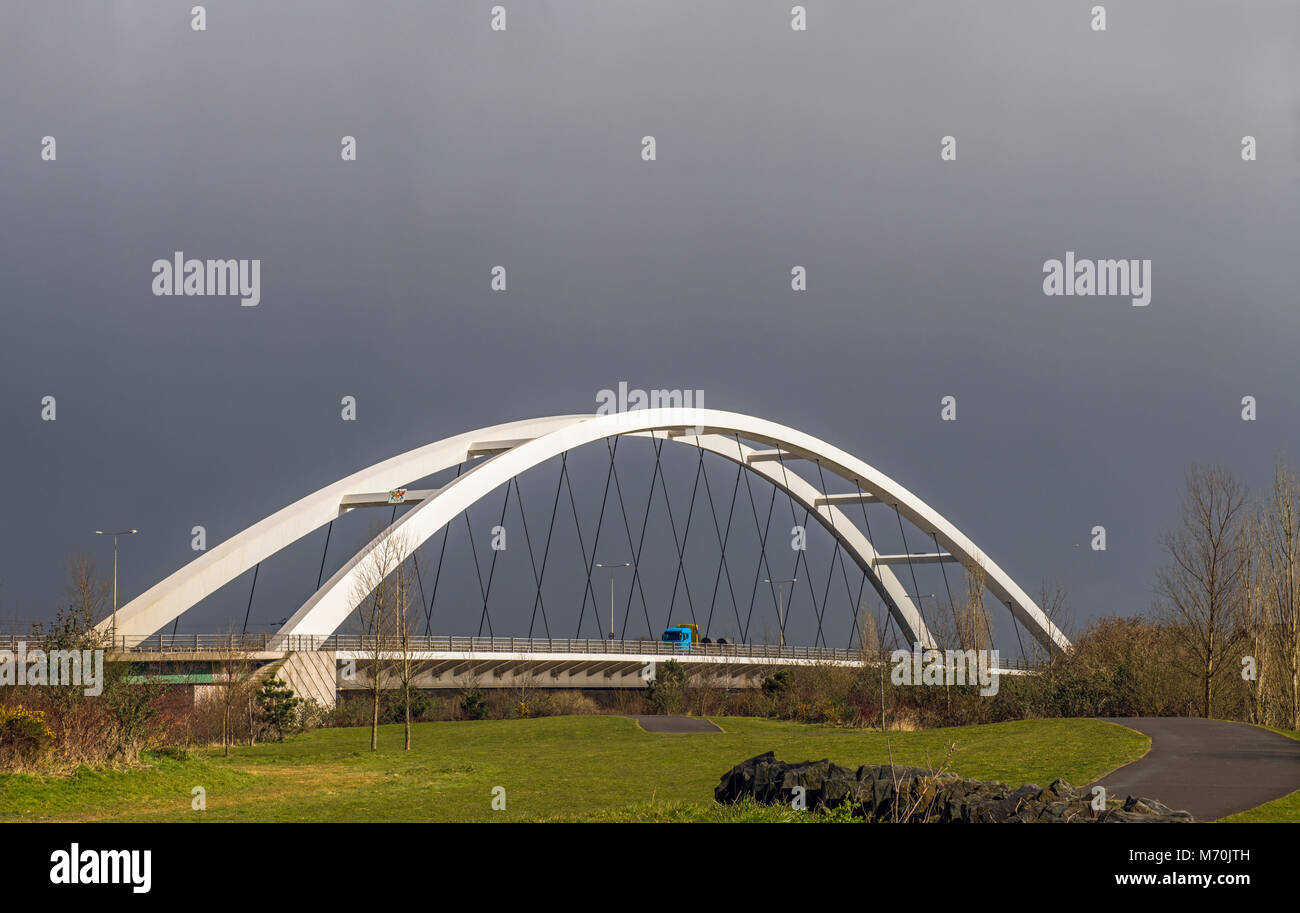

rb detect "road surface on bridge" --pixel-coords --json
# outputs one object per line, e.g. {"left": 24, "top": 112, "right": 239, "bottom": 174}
{"left": 1092, "top": 717, "right": 1300, "bottom": 820}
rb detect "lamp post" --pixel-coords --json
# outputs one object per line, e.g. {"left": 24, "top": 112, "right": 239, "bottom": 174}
{"left": 594, "top": 562, "right": 631, "bottom": 639}
{"left": 764, "top": 577, "right": 797, "bottom": 647}
{"left": 95, "top": 529, "right": 137, "bottom": 647}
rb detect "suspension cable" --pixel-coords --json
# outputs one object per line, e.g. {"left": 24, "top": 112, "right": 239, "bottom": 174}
{"left": 565, "top": 441, "right": 616, "bottom": 637}
{"left": 655, "top": 434, "right": 700, "bottom": 628}
{"left": 699, "top": 446, "right": 744, "bottom": 639}
{"left": 475, "top": 483, "right": 513, "bottom": 637}
{"left": 524, "top": 454, "right": 567, "bottom": 638}
{"left": 734, "top": 434, "right": 780, "bottom": 643}
{"left": 241, "top": 563, "right": 260, "bottom": 635}
{"left": 423, "top": 462, "right": 462, "bottom": 634}
{"left": 606, "top": 438, "right": 655, "bottom": 638}
{"left": 316, "top": 520, "right": 334, "bottom": 590}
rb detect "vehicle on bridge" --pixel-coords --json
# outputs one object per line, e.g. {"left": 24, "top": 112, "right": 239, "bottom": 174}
{"left": 661, "top": 623, "right": 699, "bottom": 652}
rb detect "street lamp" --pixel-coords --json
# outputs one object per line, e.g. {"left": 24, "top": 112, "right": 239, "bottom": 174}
{"left": 594, "top": 562, "right": 631, "bottom": 639}
{"left": 764, "top": 577, "right": 797, "bottom": 647}
{"left": 95, "top": 529, "right": 137, "bottom": 645}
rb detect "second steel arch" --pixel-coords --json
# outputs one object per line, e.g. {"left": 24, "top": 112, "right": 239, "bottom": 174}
{"left": 272, "top": 409, "right": 1070, "bottom": 653}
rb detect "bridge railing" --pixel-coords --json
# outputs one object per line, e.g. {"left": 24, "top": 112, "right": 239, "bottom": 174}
{"left": 0, "top": 632, "right": 284, "bottom": 654}
{"left": 0, "top": 631, "right": 1043, "bottom": 670}
{"left": 320, "top": 634, "right": 879, "bottom": 662}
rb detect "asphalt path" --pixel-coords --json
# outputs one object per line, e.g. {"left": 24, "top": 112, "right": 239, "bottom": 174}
{"left": 1092, "top": 717, "right": 1300, "bottom": 820}
{"left": 624, "top": 715, "right": 722, "bottom": 733}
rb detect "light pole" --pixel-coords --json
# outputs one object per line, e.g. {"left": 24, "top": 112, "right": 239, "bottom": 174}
{"left": 95, "top": 529, "right": 137, "bottom": 646}
{"left": 594, "top": 562, "right": 631, "bottom": 639}
{"left": 765, "top": 577, "right": 797, "bottom": 647}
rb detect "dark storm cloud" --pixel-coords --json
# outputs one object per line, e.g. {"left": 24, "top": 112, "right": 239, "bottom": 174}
{"left": 1, "top": 2, "right": 1297, "bottom": 647}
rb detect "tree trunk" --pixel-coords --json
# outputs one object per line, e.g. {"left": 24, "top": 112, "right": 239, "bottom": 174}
{"left": 1293, "top": 662, "right": 1299, "bottom": 731}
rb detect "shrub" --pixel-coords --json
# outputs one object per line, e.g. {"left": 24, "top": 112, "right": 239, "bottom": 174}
{"left": 545, "top": 691, "right": 600, "bottom": 716}
{"left": 762, "top": 669, "right": 792, "bottom": 696}
{"left": 459, "top": 689, "right": 489, "bottom": 720}
{"left": 0, "top": 704, "right": 55, "bottom": 767}
{"left": 645, "top": 660, "right": 687, "bottom": 714}
{"left": 256, "top": 677, "right": 303, "bottom": 740}
{"left": 380, "top": 688, "right": 434, "bottom": 724}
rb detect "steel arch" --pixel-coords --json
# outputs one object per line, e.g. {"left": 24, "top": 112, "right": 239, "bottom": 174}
{"left": 99, "top": 409, "right": 1070, "bottom": 653}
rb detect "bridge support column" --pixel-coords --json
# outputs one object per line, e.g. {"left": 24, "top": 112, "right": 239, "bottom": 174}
{"left": 275, "top": 650, "right": 339, "bottom": 709}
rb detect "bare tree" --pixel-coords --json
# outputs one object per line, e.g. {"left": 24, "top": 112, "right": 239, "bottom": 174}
{"left": 955, "top": 563, "right": 993, "bottom": 653}
{"left": 855, "top": 600, "right": 882, "bottom": 658}
{"left": 1239, "top": 504, "right": 1269, "bottom": 725}
{"left": 350, "top": 529, "right": 404, "bottom": 751}
{"left": 855, "top": 600, "right": 890, "bottom": 731}
{"left": 511, "top": 667, "right": 541, "bottom": 717}
{"left": 212, "top": 626, "right": 256, "bottom": 757}
{"left": 62, "top": 554, "right": 111, "bottom": 644}
{"left": 393, "top": 553, "right": 417, "bottom": 750}
{"left": 32, "top": 555, "right": 111, "bottom": 653}
{"left": 1156, "top": 465, "right": 1249, "bottom": 718}
{"left": 1259, "top": 461, "right": 1300, "bottom": 729}
{"left": 1032, "top": 579, "right": 1072, "bottom": 663}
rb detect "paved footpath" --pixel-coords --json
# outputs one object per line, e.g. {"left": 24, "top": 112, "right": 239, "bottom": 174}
{"left": 624, "top": 715, "right": 722, "bottom": 733}
{"left": 1092, "top": 717, "right": 1300, "bottom": 820}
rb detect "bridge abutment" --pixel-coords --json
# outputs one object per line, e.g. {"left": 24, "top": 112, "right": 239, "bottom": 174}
{"left": 274, "top": 650, "right": 339, "bottom": 708}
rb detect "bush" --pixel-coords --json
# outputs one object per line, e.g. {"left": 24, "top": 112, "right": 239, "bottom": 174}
{"left": 296, "top": 698, "right": 331, "bottom": 731}
{"left": 256, "top": 677, "right": 303, "bottom": 740}
{"left": 542, "top": 691, "right": 600, "bottom": 716}
{"left": 645, "top": 660, "right": 687, "bottom": 714}
{"left": 324, "top": 695, "right": 373, "bottom": 728}
{"left": 762, "top": 669, "right": 792, "bottom": 697}
{"left": 380, "top": 688, "right": 434, "bottom": 724}
{"left": 0, "top": 704, "right": 55, "bottom": 767}
{"left": 459, "top": 689, "right": 489, "bottom": 720}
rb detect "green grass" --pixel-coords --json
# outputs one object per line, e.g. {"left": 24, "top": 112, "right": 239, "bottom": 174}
{"left": 0, "top": 716, "right": 1147, "bottom": 822}
{"left": 1220, "top": 789, "right": 1300, "bottom": 823}
{"left": 546, "top": 796, "right": 863, "bottom": 822}
{"left": 1219, "top": 726, "right": 1300, "bottom": 823}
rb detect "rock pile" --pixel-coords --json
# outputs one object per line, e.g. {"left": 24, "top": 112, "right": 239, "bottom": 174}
{"left": 714, "top": 752, "right": 1193, "bottom": 822}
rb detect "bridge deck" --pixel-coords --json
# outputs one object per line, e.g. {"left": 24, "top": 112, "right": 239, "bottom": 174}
{"left": 0, "top": 633, "right": 1039, "bottom": 676}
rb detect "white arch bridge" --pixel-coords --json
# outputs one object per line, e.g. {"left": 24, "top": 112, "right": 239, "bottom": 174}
{"left": 97, "top": 409, "right": 1069, "bottom": 703}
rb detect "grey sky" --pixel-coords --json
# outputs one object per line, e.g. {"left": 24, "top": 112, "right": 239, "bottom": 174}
{"left": 2, "top": 2, "right": 1298, "bottom": 651}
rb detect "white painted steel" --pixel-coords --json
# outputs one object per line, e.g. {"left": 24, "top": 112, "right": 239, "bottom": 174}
{"left": 100, "top": 410, "right": 1070, "bottom": 653}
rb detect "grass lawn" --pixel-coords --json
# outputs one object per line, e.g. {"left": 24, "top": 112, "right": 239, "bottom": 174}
{"left": 0, "top": 716, "right": 1147, "bottom": 823}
